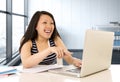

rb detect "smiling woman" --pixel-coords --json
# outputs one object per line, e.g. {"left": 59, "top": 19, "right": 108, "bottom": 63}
{"left": 36, "top": 14, "right": 54, "bottom": 39}
{"left": 19, "top": 11, "right": 82, "bottom": 68}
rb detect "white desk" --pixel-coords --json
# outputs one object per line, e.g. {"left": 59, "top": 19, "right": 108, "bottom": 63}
{"left": 0, "top": 65, "right": 120, "bottom": 82}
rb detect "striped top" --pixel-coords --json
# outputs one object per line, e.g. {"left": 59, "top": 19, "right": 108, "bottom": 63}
{"left": 31, "top": 39, "right": 57, "bottom": 65}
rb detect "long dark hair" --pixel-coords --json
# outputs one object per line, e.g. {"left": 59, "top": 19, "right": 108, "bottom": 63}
{"left": 19, "top": 11, "right": 60, "bottom": 52}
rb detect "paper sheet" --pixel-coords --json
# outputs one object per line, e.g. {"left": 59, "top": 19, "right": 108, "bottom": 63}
{"left": 21, "top": 64, "right": 63, "bottom": 73}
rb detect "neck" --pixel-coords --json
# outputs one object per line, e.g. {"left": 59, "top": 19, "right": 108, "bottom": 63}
{"left": 36, "top": 36, "right": 49, "bottom": 43}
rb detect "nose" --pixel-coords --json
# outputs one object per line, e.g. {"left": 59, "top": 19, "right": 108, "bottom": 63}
{"left": 46, "top": 23, "right": 52, "bottom": 28}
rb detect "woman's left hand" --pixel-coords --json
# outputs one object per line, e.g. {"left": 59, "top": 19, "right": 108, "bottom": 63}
{"left": 63, "top": 49, "right": 82, "bottom": 67}
{"left": 72, "top": 58, "right": 82, "bottom": 67}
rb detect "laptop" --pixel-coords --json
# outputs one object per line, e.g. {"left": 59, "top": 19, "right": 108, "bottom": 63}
{"left": 48, "top": 29, "right": 114, "bottom": 78}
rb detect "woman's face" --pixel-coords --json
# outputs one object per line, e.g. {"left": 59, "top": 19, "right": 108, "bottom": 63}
{"left": 36, "top": 14, "right": 54, "bottom": 39}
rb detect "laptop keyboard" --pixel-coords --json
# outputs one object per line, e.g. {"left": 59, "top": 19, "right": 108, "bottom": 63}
{"left": 66, "top": 67, "right": 81, "bottom": 73}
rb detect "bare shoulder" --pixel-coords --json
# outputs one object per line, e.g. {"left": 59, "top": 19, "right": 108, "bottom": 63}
{"left": 54, "top": 36, "right": 62, "bottom": 44}
{"left": 25, "top": 40, "right": 32, "bottom": 46}
{"left": 21, "top": 40, "right": 32, "bottom": 51}
{"left": 54, "top": 36, "right": 66, "bottom": 48}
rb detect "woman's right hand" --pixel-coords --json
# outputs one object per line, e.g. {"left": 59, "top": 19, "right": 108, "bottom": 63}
{"left": 48, "top": 47, "right": 65, "bottom": 58}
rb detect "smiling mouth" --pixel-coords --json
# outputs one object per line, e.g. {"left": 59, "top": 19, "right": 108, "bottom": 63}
{"left": 44, "top": 30, "right": 52, "bottom": 34}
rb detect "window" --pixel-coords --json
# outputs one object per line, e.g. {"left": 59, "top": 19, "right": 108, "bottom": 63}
{"left": 12, "top": 15, "right": 24, "bottom": 55}
{"left": 0, "top": 0, "right": 28, "bottom": 65}
{"left": 0, "top": 0, "right": 6, "bottom": 11}
{"left": 12, "top": 0, "right": 24, "bottom": 14}
{"left": 0, "top": 13, "right": 6, "bottom": 62}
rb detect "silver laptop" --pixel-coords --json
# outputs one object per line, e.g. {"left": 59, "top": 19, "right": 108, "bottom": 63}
{"left": 49, "top": 29, "right": 114, "bottom": 78}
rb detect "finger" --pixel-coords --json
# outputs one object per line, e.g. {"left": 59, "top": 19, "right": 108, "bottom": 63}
{"left": 73, "top": 58, "right": 82, "bottom": 67}
{"left": 58, "top": 48, "right": 64, "bottom": 58}
{"left": 60, "top": 48, "right": 64, "bottom": 58}
{"left": 77, "top": 64, "right": 81, "bottom": 67}
{"left": 64, "top": 50, "right": 73, "bottom": 55}
{"left": 52, "top": 47, "right": 59, "bottom": 57}
{"left": 55, "top": 48, "right": 61, "bottom": 58}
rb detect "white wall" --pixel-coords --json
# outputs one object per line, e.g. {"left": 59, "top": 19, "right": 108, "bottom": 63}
{"left": 28, "top": 0, "right": 120, "bottom": 49}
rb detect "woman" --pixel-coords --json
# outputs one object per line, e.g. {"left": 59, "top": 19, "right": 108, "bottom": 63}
{"left": 19, "top": 11, "right": 82, "bottom": 68}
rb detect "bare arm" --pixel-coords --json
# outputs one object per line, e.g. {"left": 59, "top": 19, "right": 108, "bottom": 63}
{"left": 20, "top": 40, "right": 52, "bottom": 68}
{"left": 20, "top": 39, "right": 70, "bottom": 68}
{"left": 20, "top": 37, "right": 81, "bottom": 68}
{"left": 55, "top": 36, "right": 82, "bottom": 67}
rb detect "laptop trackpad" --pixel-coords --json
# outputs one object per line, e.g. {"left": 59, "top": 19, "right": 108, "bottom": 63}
{"left": 66, "top": 67, "right": 81, "bottom": 73}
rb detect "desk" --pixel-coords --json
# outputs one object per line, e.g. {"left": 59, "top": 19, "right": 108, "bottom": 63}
{"left": 0, "top": 65, "right": 120, "bottom": 82}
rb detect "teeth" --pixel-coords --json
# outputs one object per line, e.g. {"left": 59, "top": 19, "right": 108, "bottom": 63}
{"left": 45, "top": 30, "right": 51, "bottom": 33}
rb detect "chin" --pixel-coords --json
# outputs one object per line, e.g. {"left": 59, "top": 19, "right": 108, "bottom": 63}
{"left": 45, "top": 36, "right": 51, "bottom": 39}
{"left": 44, "top": 34, "right": 52, "bottom": 39}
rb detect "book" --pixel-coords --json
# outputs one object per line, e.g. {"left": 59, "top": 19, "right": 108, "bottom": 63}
{"left": 0, "top": 66, "right": 17, "bottom": 75}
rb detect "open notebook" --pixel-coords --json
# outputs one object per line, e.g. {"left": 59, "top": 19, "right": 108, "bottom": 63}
{"left": 21, "top": 64, "right": 63, "bottom": 73}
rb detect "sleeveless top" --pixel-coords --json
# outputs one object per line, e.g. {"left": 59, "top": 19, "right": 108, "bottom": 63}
{"left": 31, "top": 39, "right": 57, "bottom": 65}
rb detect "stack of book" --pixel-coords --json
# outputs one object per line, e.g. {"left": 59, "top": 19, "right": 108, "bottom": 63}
{"left": 0, "top": 66, "right": 17, "bottom": 77}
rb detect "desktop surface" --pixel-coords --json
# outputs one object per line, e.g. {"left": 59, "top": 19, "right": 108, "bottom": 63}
{"left": 0, "top": 65, "right": 120, "bottom": 82}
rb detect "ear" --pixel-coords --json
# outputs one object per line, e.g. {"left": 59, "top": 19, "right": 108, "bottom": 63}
{"left": 35, "top": 26, "right": 38, "bottom": 30}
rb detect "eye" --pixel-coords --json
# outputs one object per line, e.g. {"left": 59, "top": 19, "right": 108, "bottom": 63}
{"left": 43, "top": 22, "right": 47, "bottom": 24}
{"left": 51, "top": 22, "right": 54, "bottom": 25}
